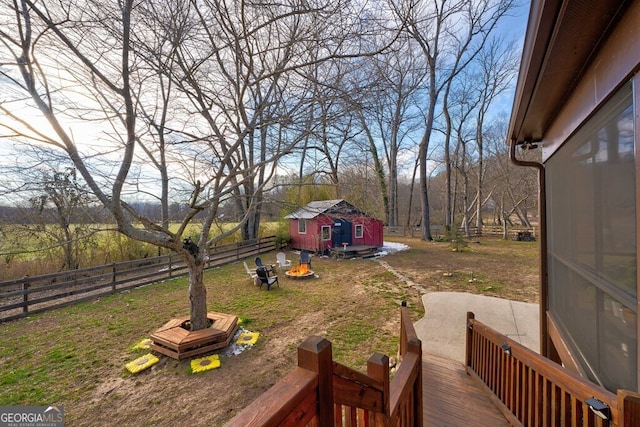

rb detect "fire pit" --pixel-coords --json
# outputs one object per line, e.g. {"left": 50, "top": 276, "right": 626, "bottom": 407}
{"left": 285, "top": 263, "right": 315, "bottom": 279}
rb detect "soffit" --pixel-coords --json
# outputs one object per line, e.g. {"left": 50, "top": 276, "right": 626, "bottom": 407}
{"left": 508, "top": 0, "right": 630, "bottom": 145}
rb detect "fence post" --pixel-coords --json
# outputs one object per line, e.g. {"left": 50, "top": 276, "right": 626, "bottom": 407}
{"left": 112, "top": 264, "right": 117, "bottom": 293}
{"left": 367, "top": 353, "right": 390, "bottom": 425}
{"left": 168, "top": 255, "right": 172, "bottom": 278}
{"left": 22, "top": 278, "right": 29, "bottom": 314}
{"left": 466, "top": 312, "right": 475, "bottom": 368}
{"left": 297, "top": 336, "right": 334, "bottom": 427}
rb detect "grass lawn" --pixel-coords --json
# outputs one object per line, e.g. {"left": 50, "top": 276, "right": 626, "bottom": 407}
{"left": 0, "top": 236, "right": 538, "bottom": 426}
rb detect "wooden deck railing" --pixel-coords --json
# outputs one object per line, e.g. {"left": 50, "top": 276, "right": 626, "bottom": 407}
{"left": 465, "top": 312, "right": 640, "bottom": 427}
{"left": 224, "top": 303, "right": 422, "bottom": 427}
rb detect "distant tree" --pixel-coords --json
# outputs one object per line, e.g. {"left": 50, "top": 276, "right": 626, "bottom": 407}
{"left": 448, "top": 73, "right": 480, "bottom": 236}
{"left": 356, "top": 37, "right": 427, "bottom": 226}
{"left": 393, "top": 0, "right": 515, "bottom": 240}
{"left": 472, "top": 38, "right": 519, "bottom": 234}
{"left": 0, "top": 162, "right": 99, "bottom": 273}
{"left": 29, "top": 168, "right": 93, "bottom": 270}
{"left": 483, "top": 115, "right": 539, "bottom": 234}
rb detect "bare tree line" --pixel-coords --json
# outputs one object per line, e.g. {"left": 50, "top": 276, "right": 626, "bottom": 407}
{"left": 0, "top": 0, "right": 535, "bottom": 330}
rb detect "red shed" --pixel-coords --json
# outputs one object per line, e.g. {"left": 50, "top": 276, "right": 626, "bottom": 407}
{"left": 285, "top": 199, "right": 384, "bottom": 256}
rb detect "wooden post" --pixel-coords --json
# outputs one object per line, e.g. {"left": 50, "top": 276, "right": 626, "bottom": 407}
{"left": 367, "top": 352, "right": 390, "bottom": 426}
{"left": 168, "top": 255, "right": 172, "bottom": 278}
{"left": 111, "top": 264, "right": 117, "bottom": 293}
{"left": 410, "top": 335, "right": 424, "bottom": 427}
{"left": 22, "top": 279, "right": 29, "bottom": 313}
{"left": 400, "top": 301, "right": 408, "bottom": 358}
{"left": 618, "top": 390, "right": 640, "bottom": 427}
{"left": 400, "top": 301, "right": 423, "bottom": 427}
{"left": 297, "top": 336, "right": 334, "bottom": 427}
{"left": 466, "top": 312, "right": 475, "bottom": 369}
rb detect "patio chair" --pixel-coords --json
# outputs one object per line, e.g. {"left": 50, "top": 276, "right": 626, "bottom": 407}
{"left": 299, "top": 250, "right": 311, "bottom": 267}
{"left": 256, "top": 267, "right": 279, "bottom": 290}
{"left": 255, "top": 257, "right": 275, "bottom": 273}
{"left": 243, "top": 261, "right": 258, "bottom": 283}
{"left": 276, "top": 252, "right": 292, "bottom": 270}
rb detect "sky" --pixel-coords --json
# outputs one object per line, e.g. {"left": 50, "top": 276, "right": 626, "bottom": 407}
{"left": 0, "top": 0, "right": 532, "bottom": 205}
{"left": 491, "top": 1, "right": 531, "bottom": 116}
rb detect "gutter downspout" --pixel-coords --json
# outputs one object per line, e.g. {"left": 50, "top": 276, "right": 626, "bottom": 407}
{"left": 509, "top": 139, "right": 550, "bottom": 358}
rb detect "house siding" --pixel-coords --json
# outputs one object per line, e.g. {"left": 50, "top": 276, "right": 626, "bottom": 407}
{"left": 287, "top": 204, "right": 384, "bottom": 253}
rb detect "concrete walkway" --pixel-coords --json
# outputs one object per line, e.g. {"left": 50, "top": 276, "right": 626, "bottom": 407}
{"left": 414, "top": 292, "right": 540, "bottom": 364}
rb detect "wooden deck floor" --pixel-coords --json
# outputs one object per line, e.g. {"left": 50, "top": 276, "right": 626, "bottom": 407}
{"left": 422, "top": 354, "right": 510, "bottom": 427}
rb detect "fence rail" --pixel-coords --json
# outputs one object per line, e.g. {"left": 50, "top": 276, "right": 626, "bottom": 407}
{"left": 0, "top": 236, "right": 276, "bottom": 323}
{"left": 224, "top": 303, "right": 422, "bottom": 426}
{"left": 384, "top": 225, "right": 537, "bottom": 240}
{"left": 465, "top": 311, "right": 640, "bottom": 427}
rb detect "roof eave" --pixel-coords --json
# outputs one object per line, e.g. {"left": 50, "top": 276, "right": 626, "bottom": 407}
{"left": 507, "top": 0, "right": 629, "bottom": 146}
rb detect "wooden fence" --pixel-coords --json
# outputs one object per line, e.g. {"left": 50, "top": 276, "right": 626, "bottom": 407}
{"left": 0, "top": 236, "right": 276, "bottom": 323}
{"left": 385, "top": 225, "right": 537, "bottom": 240}
{"left": 465, "top": 312, "right": 640, "bottom": 427}
{"left": 224, "top": 303, "right": 423, "bottom": 426}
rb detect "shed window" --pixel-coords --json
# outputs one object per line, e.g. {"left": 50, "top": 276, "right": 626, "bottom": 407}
{"left": 546, "top": 82, "right": 637, "bottom": 392}
{"left": 355, "top": 224, "right": 363, "bottom": 239}
{"left": 321, "top": 226, "right": 331, "bottom": 241}
{"left": 298, "top": 219, "right": 307, "bottom": 234}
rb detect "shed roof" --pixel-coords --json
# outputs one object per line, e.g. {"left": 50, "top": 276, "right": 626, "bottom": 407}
{"left": 285, "top": 199, "right": 363, "bottom": 220}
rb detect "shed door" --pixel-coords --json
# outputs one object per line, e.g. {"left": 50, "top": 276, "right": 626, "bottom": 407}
{"left": 332, "top": 219, "right": 352, "bottom": 247}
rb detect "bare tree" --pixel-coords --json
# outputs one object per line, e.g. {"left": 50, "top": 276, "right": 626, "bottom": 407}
{"left": 483, "top": 115, "right": 539, "bottom": 235}
{"left": 356, "top": 38, "right": 427, "bottom": 226}
{"left": 447, "top": 73, "right": 480, "bottom": 235}
{"left": 0, "top": 0, "right": 390, "bottom": 330}
{"left": 0, "top": 149, "right": 98, "bottom": 273}
{"left": 297, "top": 59, "right": 361, "bottom": 197}
{"left": 393, "top": 0, "right": 515, "bottom": 240}
{"left": 472, "top": 37, "right": 519, "bottom": 234}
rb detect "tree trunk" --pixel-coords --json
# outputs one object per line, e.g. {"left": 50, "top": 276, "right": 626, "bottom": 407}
{"left": 364, "top": 124, "right": 389, "bottom": 225}
{"left": 406, "top": 157, "right": 419, "bottom": 230}
{"left": 62, "top": 220, "right": 76, "bottom": 270}
{"left": 475, "top": 136, "right": 484, "bottom": 234}
{"left": 187, "top": 260, "right": 208, "bottom": 331}
{"left": 419, "top": 147, "right": 433, "bottom": 241}
{"left": 501, "top": 195, "right": 509, "bottom": 240}
{"left": 388, "top": 150, "right": 398, "bottom": 226}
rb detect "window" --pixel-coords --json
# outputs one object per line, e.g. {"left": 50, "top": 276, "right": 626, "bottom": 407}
{"left": 546, "top": 82, "right": 637, "bottom": 392}
{"left": 321, "top": 226, "right": 331, "bottom": 241}
{"left": 355, "top": 224, "right": 363, "bottom": 239}
{"left": 298, "top": 219, "right": 306, "bottom": 234}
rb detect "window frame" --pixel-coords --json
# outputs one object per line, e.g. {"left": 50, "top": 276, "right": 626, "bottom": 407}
{"left": 321, "top": 225, "right": 331, "bottom": 241}
{"left": 355, "top": 224, "right": 364, "bottom": 239}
